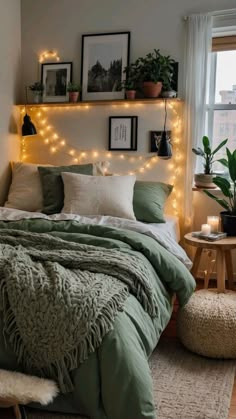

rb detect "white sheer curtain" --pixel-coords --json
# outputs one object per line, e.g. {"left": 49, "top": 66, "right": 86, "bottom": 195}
{"left": 183, "top": 14, "right": 213, "bottom": 230}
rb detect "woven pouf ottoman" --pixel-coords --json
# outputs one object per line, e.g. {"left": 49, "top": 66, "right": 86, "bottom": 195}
{"left": 177, "top": 289, "right": 236, "bottom": 358}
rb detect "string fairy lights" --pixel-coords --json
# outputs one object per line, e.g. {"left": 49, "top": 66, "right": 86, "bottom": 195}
{"left": 20, "top": 100, "right": 184, "bottom": 218}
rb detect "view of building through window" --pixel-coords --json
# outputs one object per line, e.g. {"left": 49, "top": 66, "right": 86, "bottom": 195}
{"left": 206, "top": 48, "right": 236, "bottom": 172}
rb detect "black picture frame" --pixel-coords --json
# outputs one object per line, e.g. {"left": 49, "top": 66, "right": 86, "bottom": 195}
{"left": 41, "top": 62, "right": 72, "bottom": 103}
{"left": 81, "top": 32, "right": 130, "bottom": 101}
{"left": 109, "top": 116, "right": 138, "bottom": 151}
{"left": 150, "top": 130, "right": 171, "bottom": 152}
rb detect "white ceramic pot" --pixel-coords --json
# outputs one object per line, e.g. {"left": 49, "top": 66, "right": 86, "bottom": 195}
{"left": 194, "top": 173, "right": 217, "bottom": 189}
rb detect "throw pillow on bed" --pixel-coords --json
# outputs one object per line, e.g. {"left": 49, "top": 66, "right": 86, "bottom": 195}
{"left": 4, "top": 162, "right": 52, "bottom": 212}
{"left": 133, "top": 181, "right": 173, "bottom": 223}
{"left": 38, "top": 164, "right": 94, "bottom": 214}
{"left": 62, "top": 172, "right": 136, "bottom": 220}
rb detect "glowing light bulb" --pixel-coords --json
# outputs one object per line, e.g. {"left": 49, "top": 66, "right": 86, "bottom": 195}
{"left": 69, "top": 149, "right": 75, "bottom": 156}
{"left": 81, "top": 152, "right": 87, "bottom": 158}
{"left": 44, "top": 139, "right": 49, "bottom": 144}
{"left": 119, "top": 154, "right": 124, "bottom": 159}
{"left": 93, "top": 151, "right": 98, "bottom": 158}
{"left": 53, "top": 133, "right": 58, "bottom": 139}
{"left": 50, "top": 147, "right": 56, "bottom": 153}
{"left": 37, "top": 112, "right": 42, "bottom": 117}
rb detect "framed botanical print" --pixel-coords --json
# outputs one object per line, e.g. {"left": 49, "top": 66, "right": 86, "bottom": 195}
{"left": 81, "top": 32, "right": 130, "bottom": 101}
{"left": 109, "top": 116, "right": 138, "bottom": 151}
{"left": 41, "top": 62, "right": 72, "bottom": 102}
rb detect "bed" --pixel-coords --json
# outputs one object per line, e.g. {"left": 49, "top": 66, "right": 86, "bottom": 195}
{"left": 0, "top": 163, "right": 195, "bottom": 419}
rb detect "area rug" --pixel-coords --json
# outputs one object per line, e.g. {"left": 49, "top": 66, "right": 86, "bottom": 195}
{"left": 25, "top": 338, "right": 236, "bottom": 419}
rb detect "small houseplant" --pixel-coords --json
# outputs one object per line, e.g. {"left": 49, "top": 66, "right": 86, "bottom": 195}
{"left": 204, "top": 148, "right": 236, "bottom": 235}
{"left": 121, "top": 63, "right": 139, "bottom": 99}
{"left": 29, "top": 81, "right": 44, "bottom": 103}
{"left": 192, "top": 136, "right": 228, "bottom": 188}
{"left": 133, "top": 49, "right": 176, "bottom": 98}
{"left": 67, "top": 82, "right": 81, "bottom": 103}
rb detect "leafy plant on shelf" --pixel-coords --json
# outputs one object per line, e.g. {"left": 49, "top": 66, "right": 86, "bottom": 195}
{"left": 192, "top": 135, "right": 228, "bottom": 175}
{"left": 204, "top": 148, "right": 236, "bottom": 215}
{"left": 67, "top": 82, "right": 81, "bottom": 92}
{"left": 29, "top": 81, "right": 44, "bottom": 92}
{"left": 133, "top": 49, "right": 176, "bottom": 84}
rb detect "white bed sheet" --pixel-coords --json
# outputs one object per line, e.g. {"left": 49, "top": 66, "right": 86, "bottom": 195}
{"left": 0, "top": 207, "right": 191, "bottom": 269}
{"left": 151, "top": 215, "right": 180, "bottom": 243}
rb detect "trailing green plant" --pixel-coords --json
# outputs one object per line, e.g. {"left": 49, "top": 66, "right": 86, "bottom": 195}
{"left": 192, "top": 136, "right": 228, "bottom": 175}
{"left": 29, "top": 81, "right": 44, "bottom": 92}
{"left": 132, "top": 49, "right": 176, "bottom": 84}
{"left": 67, "top": 82, "right": 81, "bottom": 92}
{"left": 204, "top": 148, "right": 236, "bottom": 215}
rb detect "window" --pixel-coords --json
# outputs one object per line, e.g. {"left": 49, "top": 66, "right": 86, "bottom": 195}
{"left": 206, "top": 35, "right": 236, "bottom": 171}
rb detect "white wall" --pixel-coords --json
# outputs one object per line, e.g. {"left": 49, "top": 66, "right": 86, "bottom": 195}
{"left": 20, "top": 0, "right": 236, "bottom": 275}
{"left": 21, "top": 0, "right": 236, "bottom": 97}
{"left": 0, "top": 0, "right": 21, "bottom": 204}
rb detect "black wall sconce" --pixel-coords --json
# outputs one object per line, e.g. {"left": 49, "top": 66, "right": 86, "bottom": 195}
{"left": 22, "top": 87, "right": 37, "bottom": 137}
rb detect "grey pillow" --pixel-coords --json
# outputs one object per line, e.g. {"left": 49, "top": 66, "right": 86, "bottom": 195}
{"left": 38, "top": 164, "right": 93, "bottom": 214}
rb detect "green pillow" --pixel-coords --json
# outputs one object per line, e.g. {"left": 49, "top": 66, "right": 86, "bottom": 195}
{"left": 133, "top": 181, "right": 173, "bottom": 223}
{"left": 38, "top": 164, "right": 93, "bottom": 214}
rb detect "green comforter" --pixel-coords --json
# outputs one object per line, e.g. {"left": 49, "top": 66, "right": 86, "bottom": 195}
{"left": 0, "top": 219, "right": 195, "bottom": 419}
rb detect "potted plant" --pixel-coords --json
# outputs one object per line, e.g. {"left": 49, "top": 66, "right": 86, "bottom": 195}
{"left": 121, "top": 63, "right": 140, "bottom": 99}
{"left": 67, "top": 82, "right": 81, "bottom": 103}
{"left": 192, "top": 136, "right": 228, "bottom": 188}
{"left": 133, "top": 49, "right": 176, "bottom": 98}
{"left": 204, "top": 148, "right": 236, "bottom": 235}
{"left": 29, "top": 82, "right": 44, "bottom": 103}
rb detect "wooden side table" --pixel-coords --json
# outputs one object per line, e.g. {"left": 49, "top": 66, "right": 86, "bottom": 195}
{"left": 184, "top": 233, "right": 236, "bottom": 293}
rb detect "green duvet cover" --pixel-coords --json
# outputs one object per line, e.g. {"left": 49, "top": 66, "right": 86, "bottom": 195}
{"left": 0, "top": 219, "right": 195, "bottom": 419}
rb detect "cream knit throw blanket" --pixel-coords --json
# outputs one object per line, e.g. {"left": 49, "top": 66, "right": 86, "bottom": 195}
{"left": 0, "top": 229, "right": 158, "bottom": 393}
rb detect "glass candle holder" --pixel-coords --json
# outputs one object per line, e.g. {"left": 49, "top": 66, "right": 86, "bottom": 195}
{"left": 207, "top": 216, "right": 219, "bottom": 233}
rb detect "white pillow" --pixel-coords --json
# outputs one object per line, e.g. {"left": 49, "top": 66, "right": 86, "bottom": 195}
{"left": 4, "top": 162, "right": 46, "bottom": 211}
{"left": 4, "top": 161, "right": 108, "bottom": 212}
{"left": 62, "top": 173, "right": 136, "bottom": 220}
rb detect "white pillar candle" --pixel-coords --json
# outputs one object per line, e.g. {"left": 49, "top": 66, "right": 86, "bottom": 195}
{"left": 207, "top": 216, "right": 219, "bottom": 233}
{"left": 201, "top": 224, "right": 211, "bottom": 235}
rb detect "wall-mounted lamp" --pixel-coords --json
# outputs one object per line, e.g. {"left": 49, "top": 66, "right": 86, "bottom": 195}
{"left": 22, "top": 87, "right": 37, "bottom": 137}
{"left": 156, "top": 100, "right": 172, "bottom": 160}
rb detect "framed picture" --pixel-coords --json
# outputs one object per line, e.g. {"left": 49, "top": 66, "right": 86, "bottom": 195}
{"left": 41, "top": 62, "right": 72, "bottom": 102}
{"left": 109, "top": 116, "right": 138, "bottom": 151}
{"left": 81, "top": 32, "right": 130, "bottom": 101}
{"left": 150, "top": 130, "right": 171, "bottom": 152}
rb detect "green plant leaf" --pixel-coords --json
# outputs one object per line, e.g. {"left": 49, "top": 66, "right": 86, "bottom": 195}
{"left": 227, "top": 147, "right": 236, "bottom": 182}
{"left": 202, "top": 136, "right": 211, "bottom": 153}
{"left": 217, "top": 158, "right": 229, "bottom": 168}
{"left": 203, "top": 190, "right": 231, "bottom": 211}
{"left": 213, "top": 176, "right": 232, "bottom": 197}
{"left": 212, "top": 139, "right": 228, "bottom": 155}
{"left": 192, "top": 147, "right": 204, "bottom": 156}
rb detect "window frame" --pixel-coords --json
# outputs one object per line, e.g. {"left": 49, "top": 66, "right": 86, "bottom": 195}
{"left": 206, "top": 36, "right": 236, "bottom": 142}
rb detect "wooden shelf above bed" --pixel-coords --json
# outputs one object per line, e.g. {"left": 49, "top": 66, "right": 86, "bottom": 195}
{"left": 17, "top": 98, "right": 183, "bottom": 108}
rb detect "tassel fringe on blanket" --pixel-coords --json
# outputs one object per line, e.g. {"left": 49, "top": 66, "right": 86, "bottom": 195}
{"left": 0, "top": 229, "right": 158, "bottom": 393}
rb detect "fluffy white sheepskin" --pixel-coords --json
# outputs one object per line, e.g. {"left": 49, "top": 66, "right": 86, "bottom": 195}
{"left": 0, "top": 369, "right": 59, "bottom": 405}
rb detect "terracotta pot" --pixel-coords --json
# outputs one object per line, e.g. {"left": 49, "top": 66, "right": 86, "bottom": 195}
{"left": 69, "top": 92, "right": 79, "bottom": 103}
{"left": 125, "top": 90, "right": 136, "bottom": 100}
{"left": 142, "top": 81, "right": 162, "bottom": 98}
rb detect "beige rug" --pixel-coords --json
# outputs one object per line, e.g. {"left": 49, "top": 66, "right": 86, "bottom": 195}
{"left": 25, "top": 338, "right": 236, "bottom": 419}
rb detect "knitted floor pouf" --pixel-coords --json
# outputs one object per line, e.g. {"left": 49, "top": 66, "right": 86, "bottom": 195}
{"left": 0, "top": 370, "right": 59, "bottom": 419}
{"left": 177, "top": 289, "right": 236, "bottom": 359}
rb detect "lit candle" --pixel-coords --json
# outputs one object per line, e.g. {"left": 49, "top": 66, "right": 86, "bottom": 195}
{"left": 207, "top": 216, "right": 219, "bottom": 233}
{"left": 201, "top": 224, "right": 211, "bottom": 235}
